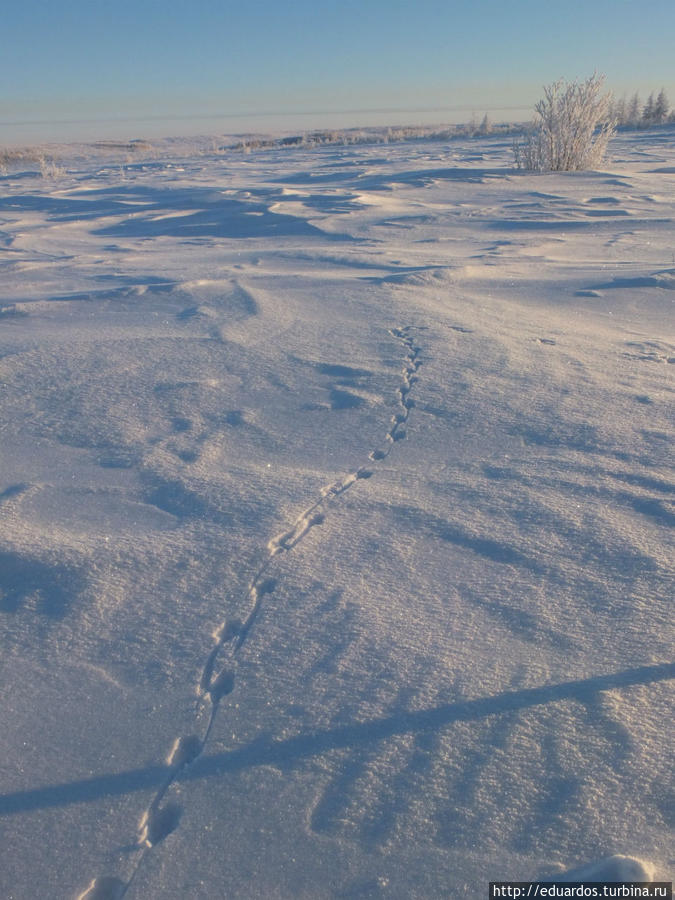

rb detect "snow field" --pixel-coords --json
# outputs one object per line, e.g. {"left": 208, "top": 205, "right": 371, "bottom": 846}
{"left": 0, "top": 130, "right": 672, "bottom": 898}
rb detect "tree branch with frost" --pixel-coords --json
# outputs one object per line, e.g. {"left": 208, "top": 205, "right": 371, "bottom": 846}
{"left": 514, "top": 74, "right": 616, "bottom": 172}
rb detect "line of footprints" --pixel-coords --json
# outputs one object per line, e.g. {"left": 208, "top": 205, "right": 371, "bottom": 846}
{"left": 79, "top": 327, "right": 422, "bottom": 899}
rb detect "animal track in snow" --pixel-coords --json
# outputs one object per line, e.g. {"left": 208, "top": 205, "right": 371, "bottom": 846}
{"left": 621, "top": 339, "right": 674, "bottom": 363}
{"left": 77, "top": 876, "right": 127, "bottom": 900}
{"left": 138, "top": 803, "right": 182, "bottom": 848}
{"left": 167, "top": 734, "right": 203, "bottom": 768}
{"left": 81, "top": 326, "right": 422, "bottom": 897}
{"left": 206, "top": 667, "right": 236, "bottom": 703}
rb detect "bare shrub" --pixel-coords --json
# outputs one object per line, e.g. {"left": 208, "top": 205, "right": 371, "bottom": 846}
{"left": 38, "top": 154, "right": 66, "bottom": 178}
{"left": 0, "top": 147, "right": 43, "bottom": 171}
{"left": 0, "top": 147, "right": 66, "bottom": 178}
{"left": 514, "top": 74, "right": 616, "bottom": 171}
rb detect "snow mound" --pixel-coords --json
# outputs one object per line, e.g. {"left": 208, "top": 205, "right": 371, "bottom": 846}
{"left": 557, "top": 855, "right": 656, "bottom": 882}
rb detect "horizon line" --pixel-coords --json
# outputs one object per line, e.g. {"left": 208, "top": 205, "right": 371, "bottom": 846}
{"left": 0, "top": 104, "right": 533, "bottom": 129}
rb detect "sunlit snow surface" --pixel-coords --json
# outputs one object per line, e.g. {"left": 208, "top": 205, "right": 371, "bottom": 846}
{"left": 0, "top": 130, "right": 673, "bottom": 898}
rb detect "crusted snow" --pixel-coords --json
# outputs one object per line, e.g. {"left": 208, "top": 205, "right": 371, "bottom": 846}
{"left": 0, "top": 129, "right": 673, "bottom": 898}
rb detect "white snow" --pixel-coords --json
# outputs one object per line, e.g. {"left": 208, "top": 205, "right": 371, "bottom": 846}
{"left": 555, "top": 854, "right": 655, "bottom": 882}
{"left": 0, "top": 129, "right": 673, "bottom": 898}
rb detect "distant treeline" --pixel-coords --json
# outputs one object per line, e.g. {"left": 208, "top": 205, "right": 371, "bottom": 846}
{"left": 230, "top": 91, "right": 674, "bottom": 154}
{"left": 230, "top": 118, "right": 522, "bottom": 152}
{"left": 611, "top": 88, "right": 673, "bottom": 128}
{"left": 2, "top": 87, "right": 672, "bottom": 170}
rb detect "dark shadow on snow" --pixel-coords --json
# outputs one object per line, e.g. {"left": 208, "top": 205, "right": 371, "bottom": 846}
{"left": 390, "top": 504, "right": 541, "bottom": 572}
{"left": 0, "top": 549, "right": 84, "bottom": 618}
{"left": 1, "top": 662, "right": 672, "bottom": 816}
{"left": 0, "top": 186, "right": 357, "bottom": 241}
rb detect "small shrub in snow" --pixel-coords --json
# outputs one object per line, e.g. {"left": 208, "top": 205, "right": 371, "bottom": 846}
{"left": 38, "top": 154, "right": 66, "bottom": 178}
{"left": 514, "top": 74, "right": 616, "bottom": 171}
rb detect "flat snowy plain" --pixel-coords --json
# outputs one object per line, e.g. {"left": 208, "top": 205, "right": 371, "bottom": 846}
{"left": 0, "top": 128, "right": 673, "bottom": 899}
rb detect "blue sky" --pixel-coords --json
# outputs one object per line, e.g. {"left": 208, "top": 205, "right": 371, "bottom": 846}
{"left": 2, "top": 0, "right": 675, "bottom": 143}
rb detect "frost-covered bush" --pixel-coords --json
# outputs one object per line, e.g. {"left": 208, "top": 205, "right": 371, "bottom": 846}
{"left": 38, "top": 154, "right": 66, "bottom": 178}
{"left": 514, "top": 74, "right": 616, "bottom": 171}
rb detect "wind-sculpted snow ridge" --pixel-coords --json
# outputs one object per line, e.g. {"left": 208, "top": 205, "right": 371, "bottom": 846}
{"left": 78, "top": 327, "right": 422, "bottom": 900}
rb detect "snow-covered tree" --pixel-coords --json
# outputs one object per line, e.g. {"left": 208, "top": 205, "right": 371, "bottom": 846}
{"left": 478, "top": 113, "right": 492, "bottom": 135}
{"left": 612, "top": 94, "right": 627, "bottom": 127}
{"left": 627, "top": 93, "right": 641, "bottom": 127}
{"left": 653, "top": 89, "right": 669, "bottom": 124}
{"left": 642, "top": 93, "right": 655, "bottom": 126}
{"left": 514, "top": 74, "right": 616, "bottom": 171}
